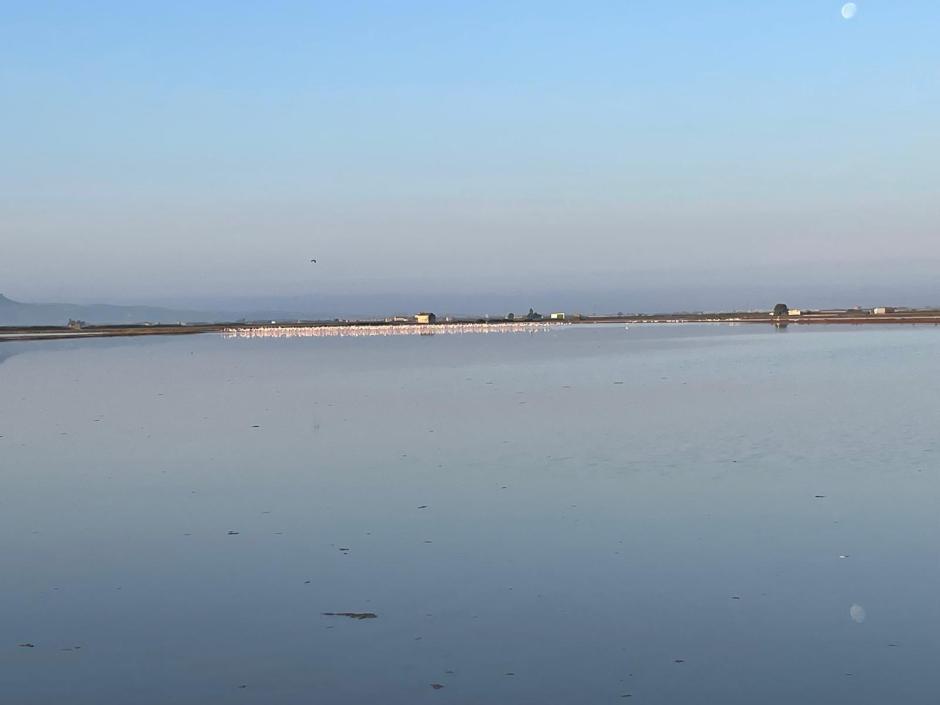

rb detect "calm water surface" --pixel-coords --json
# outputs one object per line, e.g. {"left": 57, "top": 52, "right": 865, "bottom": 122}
{"left": 2, "top": 324, "right": 939, "bottom": 703}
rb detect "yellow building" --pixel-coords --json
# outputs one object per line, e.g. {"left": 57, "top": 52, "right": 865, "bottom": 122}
{"left": 415, "top": 312, "right": 437, "bottom": 324}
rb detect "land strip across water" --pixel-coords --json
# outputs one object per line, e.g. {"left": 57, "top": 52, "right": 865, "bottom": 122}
{"left": 3, "top": 309, "right": 940, "bottom": 343}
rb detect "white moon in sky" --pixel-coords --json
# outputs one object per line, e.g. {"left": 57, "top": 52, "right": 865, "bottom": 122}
{"left": 841, "top": 3, "right": 858, "bottom": 20}
{"left": 850, "top": 604, "right": 866, "bottom": 623}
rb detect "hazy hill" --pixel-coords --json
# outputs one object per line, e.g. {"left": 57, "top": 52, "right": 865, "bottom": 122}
{"left": 0, "top": 294, "right": 216, "bottom": 326}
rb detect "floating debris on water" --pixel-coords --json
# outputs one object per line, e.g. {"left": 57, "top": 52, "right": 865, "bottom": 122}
{"left": 322, "top": 612, "right": 378, "bottom": 620}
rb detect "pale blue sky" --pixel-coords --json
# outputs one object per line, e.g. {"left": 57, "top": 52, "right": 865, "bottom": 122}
{"left": 2, "top": 2, "right": 938, "bottom": 305}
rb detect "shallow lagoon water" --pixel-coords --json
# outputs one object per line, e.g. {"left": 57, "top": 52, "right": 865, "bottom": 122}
{"left": 2, "top": 324, "right": 940, "bottom": 703}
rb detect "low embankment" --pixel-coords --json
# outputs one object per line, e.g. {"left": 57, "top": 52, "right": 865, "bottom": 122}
{"left": 4, "top": 310, "right": 940, "bottom": 342}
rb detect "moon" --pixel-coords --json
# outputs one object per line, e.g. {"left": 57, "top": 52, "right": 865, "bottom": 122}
{"left": 850, "top": 604, "right": 866, "bottom": 623}
{"left": 841, "top": 3, "right": 857, "bottom": 20}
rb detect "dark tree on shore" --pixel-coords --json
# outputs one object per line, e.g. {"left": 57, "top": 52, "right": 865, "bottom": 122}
{"left": 526, "top": 308, "right": 542, "bottom": 321}
{"left": 507, "top": 312, "right": 514, "bottom": 320}
{"left": 773, "top": 303, "right": 789, "bottom": 316}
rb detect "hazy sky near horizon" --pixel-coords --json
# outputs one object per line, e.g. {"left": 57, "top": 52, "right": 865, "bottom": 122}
{"left": 2, "top": 2, "right": 939, "bottom": 304}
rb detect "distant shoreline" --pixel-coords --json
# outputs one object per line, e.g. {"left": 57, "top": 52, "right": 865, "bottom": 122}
{"left": 4, "top": 309, "right": 940, "bottom": 343}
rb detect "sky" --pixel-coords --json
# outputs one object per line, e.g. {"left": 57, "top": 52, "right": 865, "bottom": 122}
{"left": 2, "top": 1, "right": 939, "bottom": 310}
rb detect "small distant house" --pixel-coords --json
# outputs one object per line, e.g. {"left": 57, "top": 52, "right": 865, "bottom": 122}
{"left": 67, "top": 319, "right": 86, "bottom": 330}
{"left": 873, "top": 307, "right": 895, "bottom": 315}
{"left": 415, "top": 312, "right": 437, "bottom": 324}
{"left": 788, "top": 309, "right": 802, "bottom": 316}
{"left": 550, "top": 312, "right": 566, "bottom": 320}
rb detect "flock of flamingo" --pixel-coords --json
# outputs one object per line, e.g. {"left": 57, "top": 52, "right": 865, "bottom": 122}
{"left": 222, "top": 322, "right": 557, "bottom": 339}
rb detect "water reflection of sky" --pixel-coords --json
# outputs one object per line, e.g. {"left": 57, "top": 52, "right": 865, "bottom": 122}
{"left": 2, "top": 324, "right": 939, "bottom": 704}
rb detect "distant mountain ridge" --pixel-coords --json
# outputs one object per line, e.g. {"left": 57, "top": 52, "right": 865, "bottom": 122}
{"left": 0, "top": 293, "right": 216, "bottom": 326}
